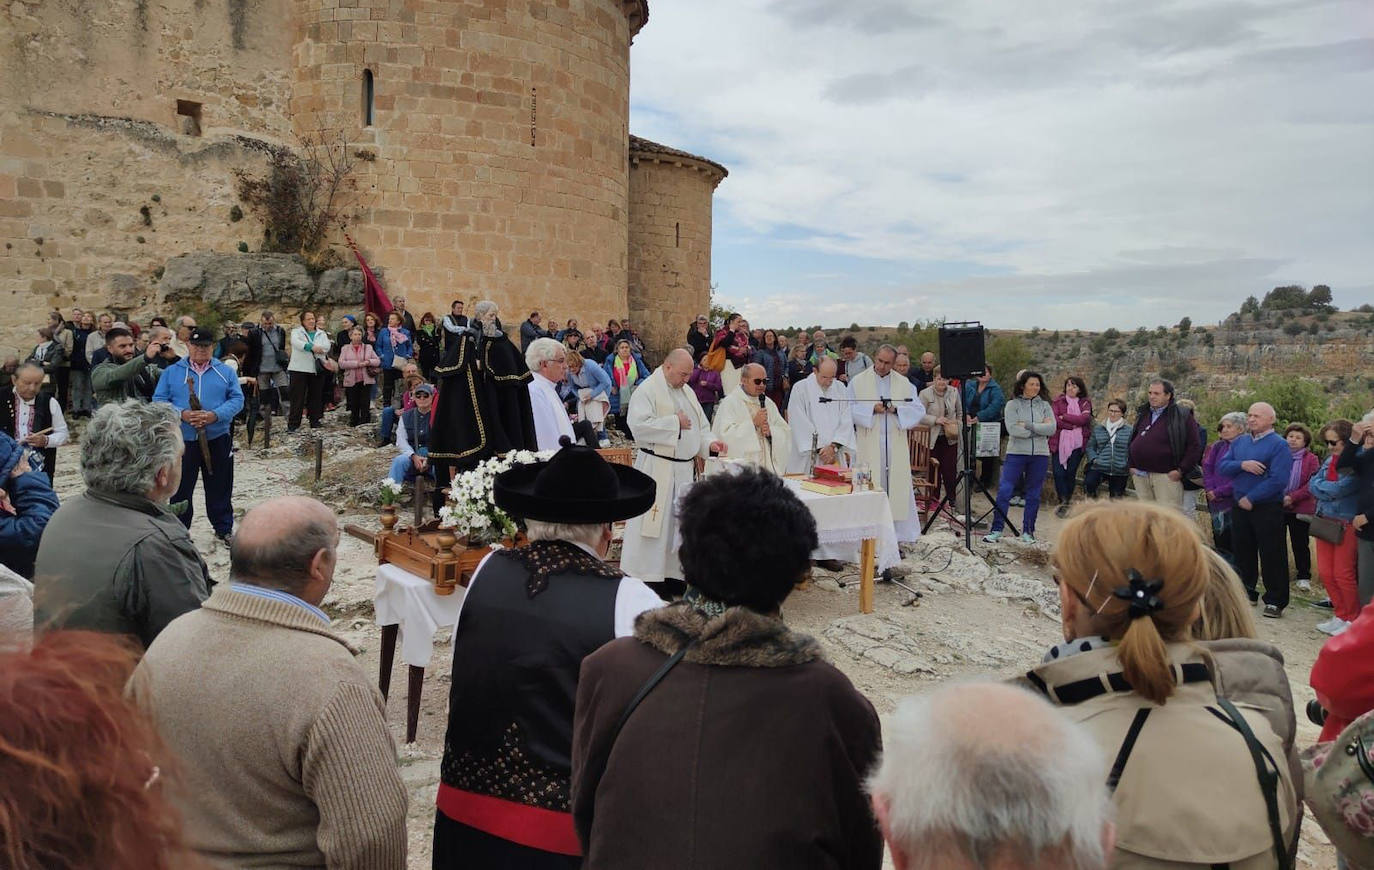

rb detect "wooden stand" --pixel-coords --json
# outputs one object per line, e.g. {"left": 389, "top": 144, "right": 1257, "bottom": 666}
{"left": 353, "top": 519, "right": 529, "bottom": 743}
{"left": 859, "top": 538, "right": 876, "bottom": 614}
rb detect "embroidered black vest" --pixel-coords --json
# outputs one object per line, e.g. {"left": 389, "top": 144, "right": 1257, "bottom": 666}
{"left": 0, "top": 387, "right": 57, "bottom": 473}
{"left": 439, "top": 541, "right": 621, "bottom": 813}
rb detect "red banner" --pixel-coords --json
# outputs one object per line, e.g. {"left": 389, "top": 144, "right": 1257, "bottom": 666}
{"left": 342, "top": 230, "right": 392, "bottom": 319}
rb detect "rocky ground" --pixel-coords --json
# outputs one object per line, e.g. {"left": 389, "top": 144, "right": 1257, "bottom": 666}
{"left": 50, "top": 411, "right": 1341, "bottom": 868}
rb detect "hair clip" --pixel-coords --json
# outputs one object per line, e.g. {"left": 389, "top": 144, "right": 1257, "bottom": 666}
{"left": 1112, "top": 569, "right": 1165, "bottom": 620}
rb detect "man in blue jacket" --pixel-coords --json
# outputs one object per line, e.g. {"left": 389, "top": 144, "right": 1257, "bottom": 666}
{"left": 1219, "top": 401, "right": 1293, "bottom": 617}
{"left": 962, "top": 363, "right": 1007, "bottom": 492}
{"left": 152, "top": 327, "right": 245, "bottom": 545}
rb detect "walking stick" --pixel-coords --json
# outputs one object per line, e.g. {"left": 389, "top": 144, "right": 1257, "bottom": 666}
{"left": 185, "top": 376, "right": 214, "bottom": 475}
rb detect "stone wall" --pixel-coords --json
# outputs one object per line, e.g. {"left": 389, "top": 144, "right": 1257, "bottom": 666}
{"left": 295, "top": 0, "right": 643, "bottom": 328}
{"left": 0, "top": 0, "right": 730, "bottom": 364}
{"left": 0, "top": 0, "right": 295, "bottom": 355}
{"left": 627, "top": 144, "right": 725, "bottom": 362}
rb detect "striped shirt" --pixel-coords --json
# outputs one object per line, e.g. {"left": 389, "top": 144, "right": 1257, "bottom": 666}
{"left": 230, "top": 583, "right": 330, "bottom": 625}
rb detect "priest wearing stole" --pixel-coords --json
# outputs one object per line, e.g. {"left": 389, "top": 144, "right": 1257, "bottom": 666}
{"left": 850, "top": 345, "right": 925, "bottom": 543}
{"left": 786, "top": 357, "right": 856, "bottom": 474}
{"left": 620, "top": 349, "right": 727, "bottom": 587}
{"left": 710, "top": 363, "right": 792, "bottom": 474}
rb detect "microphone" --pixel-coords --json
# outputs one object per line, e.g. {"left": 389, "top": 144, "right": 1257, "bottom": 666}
{"left": 758, "top": 393, "right": 772, "bottom": 445}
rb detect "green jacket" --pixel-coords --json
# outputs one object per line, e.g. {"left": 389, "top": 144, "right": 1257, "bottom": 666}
{"left": 33, "top": 488, "right": 210, "bottom": 647}
{"left": 91, "top": 354, "right": 160, "bottom": 405}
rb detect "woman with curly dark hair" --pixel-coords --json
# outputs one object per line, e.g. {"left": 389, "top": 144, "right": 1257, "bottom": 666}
{"left": 572, "top": 468, "right": 883, "bottom": 869}
{"left": 0, "top": 631, "right": 197, "bottom": 869}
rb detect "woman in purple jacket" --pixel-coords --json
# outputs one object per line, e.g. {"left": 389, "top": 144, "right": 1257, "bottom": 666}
{"left": 1048, "top": 377, "right": 1093, "bottom": 518}
{"left": 1283, "top": 422, "right": 1322, "bottom": 590}
{"left": 1203, "top": 412, "right": 1245, "bottom": 564}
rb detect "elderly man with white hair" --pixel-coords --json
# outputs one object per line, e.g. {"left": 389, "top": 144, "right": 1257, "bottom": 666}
{"left": 32, "top": 400, "right": 211, "bottom": 646}
{"left": 527, "top": 337, "right": 575, "bottom": 450}
{"left": 869, "top": 681, "right": 1114, "bottom": 870}
{"left": 1219, "top": 400, "right": 1294, "bottom": 617}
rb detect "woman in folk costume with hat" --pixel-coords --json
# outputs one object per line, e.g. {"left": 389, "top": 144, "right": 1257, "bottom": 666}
{"left": 432, "top": 437, "right": 661, "bottom": 868}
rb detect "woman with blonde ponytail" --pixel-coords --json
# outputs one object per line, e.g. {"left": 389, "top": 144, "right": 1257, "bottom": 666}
{"left": 1024, "top": 502, "right": 1299, "bottom": 869}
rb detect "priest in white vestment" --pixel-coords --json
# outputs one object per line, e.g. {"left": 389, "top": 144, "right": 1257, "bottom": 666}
{"left": 710, "top": 364, "right": 792, "bottom": 475}
{"left": 621, "top": 349, "right": 727, "bottom": 584}
{"left": 786, "top": 357, "right": 856, "bottom": 474}
{"left": 850, "top": 345, "right": 925, "bottom": 543}
{"left": 525, "top": 338, "right": 575, "bottom": 451}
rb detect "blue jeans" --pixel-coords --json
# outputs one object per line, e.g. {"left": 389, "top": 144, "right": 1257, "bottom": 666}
{"left": 992, "top": 453, "right": 1049, "bottom": 534}
{"left": 1051, "top": 448, "right": 1084, "bottom": 501}
{"left": 379, "top": 406, "right": 398, "bottom": 444}
{"left": 389, "top": 453, "right": 435, "bottom": 484}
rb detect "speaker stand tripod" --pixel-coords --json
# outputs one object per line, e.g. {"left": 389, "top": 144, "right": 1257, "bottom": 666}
{"left": 921, "top": 421, "right": 1019, "bottom": 549}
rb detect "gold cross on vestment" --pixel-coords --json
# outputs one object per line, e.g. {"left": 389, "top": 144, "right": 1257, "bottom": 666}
{"left": 649, "top": 503, "right": 660, "bottom": 521}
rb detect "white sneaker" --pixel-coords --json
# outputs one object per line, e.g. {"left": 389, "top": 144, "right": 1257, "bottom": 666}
{"left": 1316, "top": 617, "right": 1340, "bottom": 634}
{"left": 1333, "top": 619, "right": 1352, "bottom": 635}
{"left": 1296, "top": 578, "right": 1312, "bottom": 592}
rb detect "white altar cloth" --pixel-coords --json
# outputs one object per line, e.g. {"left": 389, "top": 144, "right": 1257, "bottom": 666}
{"left": 373, "top": 563, "right": 466, "bottom": 668}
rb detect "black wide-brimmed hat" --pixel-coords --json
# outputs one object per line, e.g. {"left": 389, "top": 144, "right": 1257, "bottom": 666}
{"left": 493, "top": 436, "right": 655, "bottom": 524}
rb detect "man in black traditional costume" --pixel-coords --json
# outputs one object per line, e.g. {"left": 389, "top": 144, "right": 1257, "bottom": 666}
{"left": 429, "top": 300, "right": 537, "bottom": 472}
{"left": 432, "top": 437, "right": 660, "bottom": 868}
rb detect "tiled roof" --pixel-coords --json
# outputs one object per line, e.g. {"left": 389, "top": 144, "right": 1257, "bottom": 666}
{"left": 629, "top": 134, "right": 728, "bottom": 178}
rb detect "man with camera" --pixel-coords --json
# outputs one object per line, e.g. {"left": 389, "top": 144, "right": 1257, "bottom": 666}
{"left": 91, "top": 327, "right": 167, "bottom": 406}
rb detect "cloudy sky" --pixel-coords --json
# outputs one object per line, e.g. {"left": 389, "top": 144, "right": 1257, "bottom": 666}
{"left": 627, "top": 0, "right": 1374, "bottom": 330}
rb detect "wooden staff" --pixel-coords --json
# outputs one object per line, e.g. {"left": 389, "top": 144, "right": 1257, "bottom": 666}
{"left": 185, "top": 376, "right": 214, "bottom": 475}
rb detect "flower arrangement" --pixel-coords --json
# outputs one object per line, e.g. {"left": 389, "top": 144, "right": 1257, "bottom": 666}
{"left": 438, "top": 450, "right": 552, "bottom": 544}
{"left": 379, "top": 477, "right": 404, "bottom": 507}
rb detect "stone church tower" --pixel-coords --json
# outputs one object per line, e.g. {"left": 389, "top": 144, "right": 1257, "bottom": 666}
{"left": 0, "top": 0, "right": 724, "bottom": 361}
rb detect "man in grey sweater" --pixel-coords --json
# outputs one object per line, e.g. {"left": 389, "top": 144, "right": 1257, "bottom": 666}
{"left": 130, "top": 496, "right": 407, "bottom": 868}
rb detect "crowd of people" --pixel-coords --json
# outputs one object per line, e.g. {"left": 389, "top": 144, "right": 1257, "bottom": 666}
{"left": 3, "top": 305, "right": 1374, "bottom": 869}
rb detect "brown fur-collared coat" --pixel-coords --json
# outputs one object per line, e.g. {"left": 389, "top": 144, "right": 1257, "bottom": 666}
{"left": 571, "top": 602, "right": 883, "bottom": 870}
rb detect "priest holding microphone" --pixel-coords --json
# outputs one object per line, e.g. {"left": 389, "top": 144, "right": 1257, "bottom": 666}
{"left": 710, "top": 363, "right": 791, "bottom": 474}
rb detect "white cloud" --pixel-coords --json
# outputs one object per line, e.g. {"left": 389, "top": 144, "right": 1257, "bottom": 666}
{"left": 629, "top": 0, "right": 1374, "bottom": 329}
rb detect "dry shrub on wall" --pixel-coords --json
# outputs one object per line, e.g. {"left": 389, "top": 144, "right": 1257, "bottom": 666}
{"left": 233, "top": 132, "right": 362, "bottom": 271}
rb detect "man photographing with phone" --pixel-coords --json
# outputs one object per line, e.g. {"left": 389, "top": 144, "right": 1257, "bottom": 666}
{"left": 91, "top": 326, "right": 168, "bottom": 406}
{"left": 1219, "top": 401, "right": 1293, "bottom": 618}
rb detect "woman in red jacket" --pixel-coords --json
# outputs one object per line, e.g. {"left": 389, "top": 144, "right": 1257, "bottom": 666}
{"left": 1283, "top": 423, "right": 1322, "bottom": 590}
{"left": 1048, "top": 376, "right": 1093, "bottom": 518}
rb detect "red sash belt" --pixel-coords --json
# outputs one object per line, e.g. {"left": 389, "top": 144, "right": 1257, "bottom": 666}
{"left": 436, "top": 783, "right": 581, "bottom": 856}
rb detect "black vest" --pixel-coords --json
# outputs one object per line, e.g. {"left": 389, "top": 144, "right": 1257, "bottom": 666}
{"left": 401, "top": 407, "right": 430, "bottom": 452}
{"left": 0, "top": 387, "right": 58, "bottom": 474}
{"left": 439, "top": 542, "right": 621, "bottom": 812}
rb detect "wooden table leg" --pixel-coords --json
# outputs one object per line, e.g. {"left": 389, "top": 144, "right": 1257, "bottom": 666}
{"left": 379, "top": 623, "right": 398, "bottom": 703}
{"left": 406, "top": 665, "right": 425, "bottom": 744}
{"left": 859, "top": 538, "right": 876, "bottom": 614}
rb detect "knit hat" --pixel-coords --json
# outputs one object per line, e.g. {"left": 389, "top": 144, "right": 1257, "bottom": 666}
{"left": 0, "top": 432, "right": 24, "bottom": 481}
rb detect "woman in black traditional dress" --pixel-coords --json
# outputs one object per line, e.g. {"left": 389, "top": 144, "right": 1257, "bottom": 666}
{"left": 430, "top": 301, "right": 537, "bottom": 472}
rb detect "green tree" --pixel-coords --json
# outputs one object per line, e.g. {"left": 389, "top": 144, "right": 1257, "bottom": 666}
{"left": 897, "top": 321, "right": 909, "bottom": 332}
{"left": 1262, "top": 285, "right": 1309, "bottom": 310}
{"left": 1239, "top": 295, "right": 1260, "bottom": 315}
{"left": 1102, "top": 327, "right": 1121, "bottom": 340}
{"left": 1176, "top": 316, "right": 1192, "bottom": 335}
{"left": 849, "top": 322, "right": 861, "bottom": 331}
{"left": 1283, "top": 322, "right": 1305, "bottom": 336}
{"left": 1309, "top": 284, "right": 1334, "bottom": 309}
{"left": 984, "top": 334, "right": 1030, "bottom": 383}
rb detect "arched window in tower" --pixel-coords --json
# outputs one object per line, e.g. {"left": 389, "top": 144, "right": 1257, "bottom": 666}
{"left": 675, "top": 222, "right": 680, "bottom": 248}
{"left": 362, "top": 69, "right": 375, "bottom": 127}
